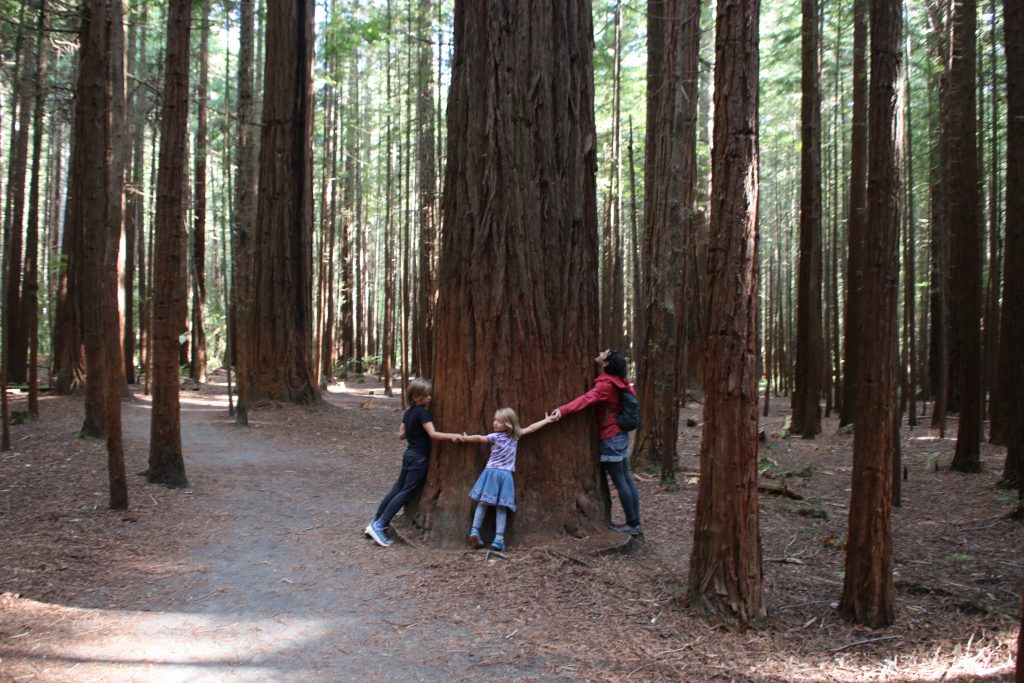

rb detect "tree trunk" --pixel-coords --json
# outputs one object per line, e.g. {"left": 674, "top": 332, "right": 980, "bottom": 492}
{"left": 948, "top": 0, "right": 983, "bottom": 473}
{"left": 686, "top": 0, "right": 764, "bottom": 629}
{"left": 3, "top": 5, "right": 33, "bottom": 386}
{"left": 147, "top": 0, "right": 191, "bottom": 487}
{"left": 839, "top": 0, "right": 901, "bottom": 628}
{"left": 791, "top": 0, "right": 823, "bottom": 437}
{"left": 407, "top": 0, "right": 601, "bottom": 547}
{"left": 415, "top": 0, "right": 436, "bottom": 380}
{"left": 840, "top": 0, "right": 868, "bottom": 428}
{"left": 998, "top": 0, "right": 1023, "bottom": 488}
{"left": 23, "top": 0, "right": 47, "bottom": 417}
{"left": 633, "top": 0, "right": 699, "bottom": 480}
{"left": 190, "top": 3, "right": 209, "bottom": 384}
{"left": 237, "top": 0, "right": 318, "bottom": 407}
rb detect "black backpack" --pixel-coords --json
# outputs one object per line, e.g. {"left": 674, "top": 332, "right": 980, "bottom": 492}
{"left": 616, "top": 386, "right": 641, "bottom": 432}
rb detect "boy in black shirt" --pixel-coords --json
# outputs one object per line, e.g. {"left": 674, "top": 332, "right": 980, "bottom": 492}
{"left": 365, "top": 378, "right": 461, "bottom": 547}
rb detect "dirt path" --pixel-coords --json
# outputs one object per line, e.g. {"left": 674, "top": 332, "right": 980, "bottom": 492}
{"left": 1, "top": 388, "right": 542, "bottom": 682}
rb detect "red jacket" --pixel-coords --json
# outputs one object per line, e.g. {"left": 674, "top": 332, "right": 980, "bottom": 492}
{"left": 558, "top": 372, "right": 636, "bottom": 440}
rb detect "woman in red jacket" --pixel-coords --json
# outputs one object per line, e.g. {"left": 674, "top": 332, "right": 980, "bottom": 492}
{"left": 551, "top": 349, "right": 642, "bottom": 536}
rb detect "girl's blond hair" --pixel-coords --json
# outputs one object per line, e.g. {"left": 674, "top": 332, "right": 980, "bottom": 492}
{"left": 494, "top": 407, "right": 523, "bottom": 439}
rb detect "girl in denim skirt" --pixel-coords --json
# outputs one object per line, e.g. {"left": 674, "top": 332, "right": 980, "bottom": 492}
{"left": 461, "top": 407, "right": 554, "bottom": 551}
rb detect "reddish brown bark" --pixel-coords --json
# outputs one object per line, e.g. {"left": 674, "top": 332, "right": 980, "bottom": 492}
{"left": 839, "top": 0, "right": 902, "bottom": 628}
{"left": 408, "top": 0, "right": 602, "bottom": 547}
{"left": 237, "top": 0, "right": 318, "bottom": 407}
{"left": 686, "top": 0, "right": 764, "bottom": 628}
{"left": 634, "top": 0, "right": 699, "bottom": 478}
{"left": 840, "top": 0, "right": 868, "bottom": 428}
{"left": 147, "top": 0, "right": 191, "bottom": 487}
{"left": 791, "top": 0, "right": 823, "bottom": 437}
{"left": 190, "top": 5, "right": 210, "bottom": 385}
{"left": 948, "top": 0, "right": 982, "bottom": 473}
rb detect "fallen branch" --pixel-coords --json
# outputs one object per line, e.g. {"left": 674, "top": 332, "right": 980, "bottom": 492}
{"left": 830, "top": 635, "right": 899, "bottom": 653}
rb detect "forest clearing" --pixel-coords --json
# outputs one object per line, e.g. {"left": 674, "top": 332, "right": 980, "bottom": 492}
{"left": 0, "top": 377, "right": 1019, "bottom": 682}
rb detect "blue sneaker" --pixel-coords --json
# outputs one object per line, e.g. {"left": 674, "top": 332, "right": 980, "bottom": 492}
{"left": 607, "top": 522, "right": 632, "bottom": 533}
{"left": 489, "top": 538, "right": 505, "bottom": 552}
{"left": 366, "top": 522, "right": 393, "bottom": 547}
{"left": 468, "top": 528, "right": 484, "bottom": 548}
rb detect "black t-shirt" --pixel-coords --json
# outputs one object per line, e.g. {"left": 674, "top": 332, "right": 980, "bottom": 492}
{"left": 403, "top": 405, "right": 433, "bottom": 453}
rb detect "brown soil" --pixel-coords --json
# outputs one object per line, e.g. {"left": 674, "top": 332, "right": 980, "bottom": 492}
{"left": 0, "top": 375, "right": 1020, "bottom": 682}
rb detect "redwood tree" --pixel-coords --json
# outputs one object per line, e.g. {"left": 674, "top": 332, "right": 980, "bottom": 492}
{"left": 839, "top": 0, "right": 902, "bottom": 628}
{"left": 791, "top": 0, "right": 823, "bottom": 437}
{"left": 998, "top": 0, "right": 1023, "bottom": 491}
{"left": 686, "top": 0, "right": 765, "bottom": 628}
{"left": 634, "top": 0, "right": 699, "bottom": 479}
{"left": 948, "top": 0, "right": 982, "bottom": 473}
{"left": 408, "top": 0, "right": 603, "bottom": 546}
{"left": 237, "top": 0, "right": 318, "bottom": 408}
{"left": 148, "top": 0, "right": 190, "bottom": 487}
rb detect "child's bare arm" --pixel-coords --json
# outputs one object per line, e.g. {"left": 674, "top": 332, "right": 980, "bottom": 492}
{"left": 521, "top": 412, "right": 556, "bottom": 437}
{"left": 398, "top": 423, "right": 406, "bottom": 440}
{"left": 423, "top": 421, "right": 461, "bottom": 442}
{"left": 459, "top": 433, "right": 489, "bottom": 444}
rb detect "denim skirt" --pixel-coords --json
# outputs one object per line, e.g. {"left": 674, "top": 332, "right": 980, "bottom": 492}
{"left": 469, "top": 467, "right": 517, "bottom": 511}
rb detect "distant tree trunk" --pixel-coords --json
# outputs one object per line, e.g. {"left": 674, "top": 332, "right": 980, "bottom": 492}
{"left": 948, "top": 0, "right": 982, "bottom": 473}
{"left": 190, "top": 3, "right": 209, "bottom": 384}
{"left": 998, "top": 0, "right": 1023, "bottom": 488}
{"left": 3, "top": 6, "right": 33, "bottom": 386}
{"left": 124, "top": 0, "right": 146, "bottom": 385}
{"left": 840, "top": 0, "right": 868, "bottom": 428}
{"left": 381, "top": 0, "right": 395, "bottom": 397}
{"left": 415, "top": 0, "right": 436, "bottom": 379}
{"left": 342, "top": 57, "right": 359, "bottom": 374}
{"left": 982, "top": 0, "right": 1001, "bottom": 439}
{"left": 23, "top": 0, "right": 47, "bottom": 416}
{"left": 148, "top": 0, "right": 190, "bottom": 487}
{"left": 903, "top": 44, "right": 919, "bottom": 427}
{"left": 791, "top": 0, "right": 823, "bottom": 437}
{"left": 634, "top": 0, "right": 699, "bottom": 480}
{"left": 232, "top": 0, "right": 257, "bottom": 423}
{"left": 319, "top": 85, "right": 337, "bottom": 389}
{"left": 686, "top": 0, "right": 764, "bottom": 629}
{"left": 237, "top": 0, "right": 318, "bottom": 406}
{"left": 407, "top": 0, "right": 602, "bottom": 546}
{"left": 839, "top": 0, "right": 901, "bottom": 628}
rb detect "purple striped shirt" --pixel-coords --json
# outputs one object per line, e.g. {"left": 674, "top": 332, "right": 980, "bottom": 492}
{"left": 485, "top": 432, "right": 519, "bottom": 471}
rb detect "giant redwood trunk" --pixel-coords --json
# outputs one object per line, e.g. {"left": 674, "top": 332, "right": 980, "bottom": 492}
{"left": 407, "top": 0, "right": 602, "bottom": 547}
{"left": 998, "top": 0, "right": 1023, "bottom": 488}
{"left": 686, "top": 0, "right": 764, "bottom": 628}
{"left": 791, "top": 0, "right": 823, "bottom": 437}
{"left": 414, "top": 0, "right": 436, "bottom": 380}
{"left": 148, "top": 0, "right": 190, "bottom": 488}
{"left": 237, "top": 0, "right": 318, "bottom": 407}
{"left": 948, "top": 0, "right": 982, "bottom": 473}
{"left": 634, "top": 0, "right": 699, "bottom": 478}
{"left": 839, "top": 0, "right": 901, "bottom": 628}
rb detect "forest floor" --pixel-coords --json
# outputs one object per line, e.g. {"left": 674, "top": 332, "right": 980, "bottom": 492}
{"left": 0, "top": 373, "right": 1020, "bottom": 682}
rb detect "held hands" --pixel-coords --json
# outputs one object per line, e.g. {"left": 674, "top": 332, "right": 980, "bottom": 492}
{"left": 549, "top": 408, "right": 562, "bottom": 422}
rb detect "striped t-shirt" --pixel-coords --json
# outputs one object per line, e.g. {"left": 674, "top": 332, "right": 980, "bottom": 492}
{"left": 484, "top": 432, "right": 519, "bottom": 472}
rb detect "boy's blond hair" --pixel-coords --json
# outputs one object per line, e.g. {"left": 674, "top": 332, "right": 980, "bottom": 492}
{"left": 408, "top": 377, "right": 432, "bottom": 402}
{"left": 494, "top": 407, "right": 523, "bottom": 439}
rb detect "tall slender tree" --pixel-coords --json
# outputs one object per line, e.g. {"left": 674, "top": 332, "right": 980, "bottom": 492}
{"left": 237, "top": 0, "right": 318, "bottom": 407}
{"left": 948, "top": 0, "right": 982, "bottom": 473}
{"left": 148, "top": 0, "right": 191, "bottom": 487}
{"left": 791, "top": 0, "right": 823, "bottom": 437}
{"left": 190, "top": 2, "right": 210, "bottom": 384}
{"left": 839, "top": 0, "right": 902, "bottom": 628}
{"left": 840, "top": 0, "right": 868, "bottom": 428}
{"left": 408, "top": 0, "right": 602, "bottom": 546}
{"left": 686, "top": 0, "right": 764, "bottom": 628}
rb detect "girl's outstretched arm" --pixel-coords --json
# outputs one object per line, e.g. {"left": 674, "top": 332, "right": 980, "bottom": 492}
{"left": 459, "top": 433, "right": 489, "bottom": 444}
{"left": 521, "top": 413, "right": 556, "bottom": 437}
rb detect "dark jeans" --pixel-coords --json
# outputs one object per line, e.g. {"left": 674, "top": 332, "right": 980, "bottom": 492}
{"left": 375, "top": 450, "right": 429, "bottom": 527}
{"left": 602, "top": 458, "right": 641, "bottom": 527}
